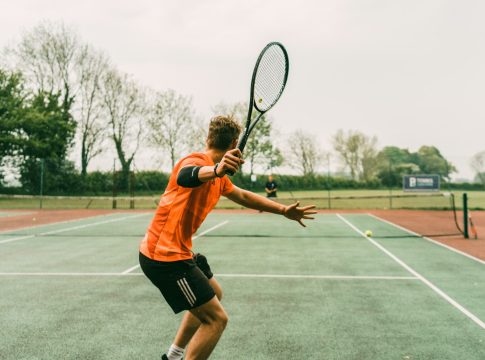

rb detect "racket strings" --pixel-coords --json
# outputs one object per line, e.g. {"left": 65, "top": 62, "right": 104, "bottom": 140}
{"left": 254, "top": 45, "right": 288, "bottom": 112}
{"left": 256, "top": 52, "right": 285, "bottom": 106}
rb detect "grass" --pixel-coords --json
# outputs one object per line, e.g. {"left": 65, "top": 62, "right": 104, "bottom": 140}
{"left": 0, "top": 189, "right": 483, "bottom": 210}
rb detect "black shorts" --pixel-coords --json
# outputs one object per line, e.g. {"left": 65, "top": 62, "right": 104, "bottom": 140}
{"left": 139, "top": 252, "right": 216, "bottom": 314}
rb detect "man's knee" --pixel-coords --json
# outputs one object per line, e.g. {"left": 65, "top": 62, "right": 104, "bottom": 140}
{"left": 194, "top": 304, "right": 228, "bottom": 330}
{"left": 218, "top": 311, "right": 228, "bottom": 329}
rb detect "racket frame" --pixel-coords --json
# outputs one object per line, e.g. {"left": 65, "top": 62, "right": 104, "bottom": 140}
{"left": 237, "top": 41, "right": 289, "bottom": 153}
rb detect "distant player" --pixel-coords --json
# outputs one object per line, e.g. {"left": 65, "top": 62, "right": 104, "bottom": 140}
{"left": 139, "top": 115, "right": 316, "bottom": 360}
{"left": 265, "top": 175, "right": 278, "bottom": 198}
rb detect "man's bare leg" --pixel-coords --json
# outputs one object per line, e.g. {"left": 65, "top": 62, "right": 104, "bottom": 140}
{"left": 183, "top": 295, "right": 228, "bottom": 360}
{"left": 169, "top": 278, "right": 223, "bottom": 357}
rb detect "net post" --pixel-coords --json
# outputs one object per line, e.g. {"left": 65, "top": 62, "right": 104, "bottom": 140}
{"left": 463, "top": 193, "right": 469, "bottom": 239}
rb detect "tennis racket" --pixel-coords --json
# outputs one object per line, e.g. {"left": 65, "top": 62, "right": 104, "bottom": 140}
{"left": 227, "top": 42, "right": 289, "bottom": 175}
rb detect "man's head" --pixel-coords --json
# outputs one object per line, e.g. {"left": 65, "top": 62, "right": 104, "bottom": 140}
{"left": 206, "top": 115, "right": 242, "bottom": 151}
{"left": 268, "top": 175, "right": 273, "bottom": 182}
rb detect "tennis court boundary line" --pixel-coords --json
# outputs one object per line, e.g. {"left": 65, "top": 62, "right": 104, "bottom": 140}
{"left": 0, "top": 213, "right": 147, "bottom": 245}
{"left": 120, "top": 220, "right": 230, "bottom": 274}
{"left": 0, "top": 211, "right": 35, "bottom": 218}
{"left": 0, "top": 272, "right": 418, "bottom": 280}
{"left": 337, "top": 214, "right": 485, "bottom": 330}
{"left": 0, "top": 212, "right": 133, "bottom": 235}
{"left": 367, "top": 213, "right": 485, "bottom": 266}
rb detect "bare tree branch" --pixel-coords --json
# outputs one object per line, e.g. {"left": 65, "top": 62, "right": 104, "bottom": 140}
{"left": 332, "top": 129, "right": 379, "bottom": 181}
{"left": 288, "top": 130, "right": 320, "bottom": 176}
{"left": 147, "top": 89, "right": 195, "bottom": 168}
{"left": 101, "top": 68, "right": 146, "bottom": 177}
{"left": 471, "top": 151, "right": 485, "bottom": 187}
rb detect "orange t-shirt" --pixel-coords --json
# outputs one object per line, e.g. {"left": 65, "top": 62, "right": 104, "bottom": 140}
{"left": 139, "top": 152, "right": 234, "bottom": 262}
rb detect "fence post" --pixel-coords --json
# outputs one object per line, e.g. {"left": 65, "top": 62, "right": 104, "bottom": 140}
{"left": 112, "top": 159, "right": 117, "bottom": 209}
{"left": 463, "top": 193, "right": 469, "bottom": 239}
{"left": 130, "top": 171, "right": 135, "bottom": 209}
{"left": 39, "top": 158, "right": 45, "bottom": 209}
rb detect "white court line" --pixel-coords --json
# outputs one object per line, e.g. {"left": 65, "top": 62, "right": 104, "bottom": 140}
{"left": 0, "top": 212, "right": 35, "bottom": 218}
{"left": 120, "top": 220, "right": 230, "bottom": 274}
{"left": 0, "top": 212, "right": 123, "bottom": 235}
{"left": 337, "top": 214, "right": 485, "bottom": 330}
{"left": 0, "top": 213, "right": 147, "bottom": 245}
{"left": 367, "top": 213, "right": 485, "bottom": 266}
{"left": 0, "top": 272, "right": 418, "bottom": 280}
{"left": 215, "top": 274, "right": 417, "bottom": 280}
{"left": 121, "top": 264, "right": 141, "bottom": 275}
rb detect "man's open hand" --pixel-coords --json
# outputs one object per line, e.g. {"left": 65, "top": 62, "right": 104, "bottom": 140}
{"left": 283, "top": 202, "right": 317, "bottom": 227}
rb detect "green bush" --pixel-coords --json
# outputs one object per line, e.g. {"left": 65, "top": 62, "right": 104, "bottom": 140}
{"left": 1, "top": 167, "right": 483, "bottom": 196}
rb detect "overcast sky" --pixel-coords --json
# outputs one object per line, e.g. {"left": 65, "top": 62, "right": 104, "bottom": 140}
{"left": 1, "top": 0, "right": 484, "bottom": 180}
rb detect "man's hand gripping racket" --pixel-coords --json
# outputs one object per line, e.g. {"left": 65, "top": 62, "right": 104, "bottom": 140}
{"left": 215, "top": 149, "right": 244, "bottom": 176}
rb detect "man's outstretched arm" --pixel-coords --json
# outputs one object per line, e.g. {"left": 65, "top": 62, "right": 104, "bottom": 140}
{"left": 225, "top": 186, "right": 317, "bottom": 227}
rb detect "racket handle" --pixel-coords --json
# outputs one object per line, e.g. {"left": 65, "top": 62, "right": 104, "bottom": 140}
{"left": 226, "top": 136, "right": 247, "bottom": 176}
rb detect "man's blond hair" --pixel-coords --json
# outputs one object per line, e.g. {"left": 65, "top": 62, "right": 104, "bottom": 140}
{"left": 206, "top": 115, "right": 242, "bottom": 150}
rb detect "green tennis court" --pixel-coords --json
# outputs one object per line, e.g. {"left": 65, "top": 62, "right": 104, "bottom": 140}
{"left": 1, "top": 212, "right": 484, "bottom": 359}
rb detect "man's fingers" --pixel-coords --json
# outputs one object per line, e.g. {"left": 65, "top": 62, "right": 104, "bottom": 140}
{"left": 300, "top": 205, "right": 316, "bottom": 211}
{"left": 224, "top": 159, "right": 240, "bottom": 168}
{"left": 229, "top": 148, "right": 242, "bottom": 157}
{"left": 304, "top": 210, "right": 318, "bottom": 215}
{"left": 289, "top": 202, "right": 299, "bottom": 210}
{"left": 223, "top": 163, "right": 239, "bottom": 173}
{"left": 303, "top": 215, "right": 315, "bottom": 220}
{"left": 225, "top": 154, "right": 244, "bottom": 165}
{"left": 225, "top": 153, "right": 242, "bottom": 160}
{"left": 297, "top": 219, "right": 306, "bottom": 227}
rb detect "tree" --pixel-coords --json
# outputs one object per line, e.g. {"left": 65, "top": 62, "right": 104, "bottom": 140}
{"left": 147, "top": 89, "right": 195, "bottom": 169}
{"left": 190, "top": 116, "right": 209, "bottom": 152}
{"left": 415, "top": 146, "right": 456, "bottom": 180}
{"left": 332, "top": 129, "right": 379, "bottom": 181}
{"left": 4, "top": 21, "right": 79, "bottom": 119}
{"left": 213, "top": 102, "right": 277, "bottom": 175}
{"left": 101, "top": 68, "right": 146, "bottom": 187}
{"left": 0, "top": 70, "right": 25, "bottom": 161}
{"left": 76, "top": 46, "right": 110, "bottom": 176}
{"left": 267, "top": 147, "right": 284, "bottom": 173}
{"left": 376, "top": 146, "right": 419, "bottom": 187}
{"left": 18, "top": 91, "right": 76, "bottom": 193}
{"left": 288, "top": 130, "right": 320, "bottom": 176}
{"left": 0, "top": 70, "right": 26, "bottom": 185}
{"left": 376, "top": 145, "right": 455, "bottom": 186}
{"left": 471, "top": 151, "right": 485, "bottom": 187}
{"left": 5, "top": 21, "right": 110, "bottom": 176}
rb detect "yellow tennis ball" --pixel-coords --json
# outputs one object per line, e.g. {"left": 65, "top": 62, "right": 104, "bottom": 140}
{"left": 365, "top": 230, "right": 373, "bottom": 237}
{"left": 32, "top": 217, "right": 36, "bottom": 222}
{"left": 258, "top": 98, "right": 263, "bottom": 103}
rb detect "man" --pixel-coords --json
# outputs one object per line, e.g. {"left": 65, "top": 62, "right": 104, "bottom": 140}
{"left": 139, "top": 115, "right": 316, "bottom": 360}
{"left": 265, "top": 175, "right": 278, "bottom": 198}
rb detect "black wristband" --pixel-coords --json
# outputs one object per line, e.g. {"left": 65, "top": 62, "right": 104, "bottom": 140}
{"left": 214, "top": 163, "right": 224, "bottom": 178}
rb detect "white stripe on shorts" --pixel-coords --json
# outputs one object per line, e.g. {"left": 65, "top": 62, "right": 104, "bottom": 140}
{"left": 182, "top": 278, "right": 197, "bottom": 304}
{"left": 177, "top": 278, "right": 196, "bottom": 306}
